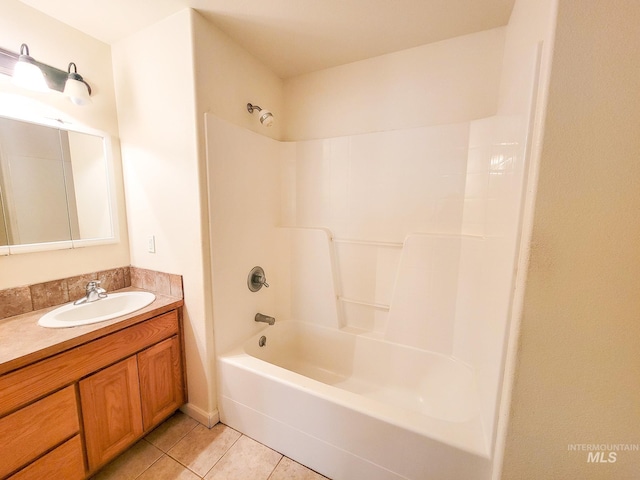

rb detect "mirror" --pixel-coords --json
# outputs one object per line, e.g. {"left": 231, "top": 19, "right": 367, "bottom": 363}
{"left": 0, "top": 114, "right": 117, "bottom": 254}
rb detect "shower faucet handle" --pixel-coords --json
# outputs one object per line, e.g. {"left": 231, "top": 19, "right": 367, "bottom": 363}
{"left": 256, "top": 273, "right": 269, "bottom": 288}
{"left": 248, "top": 266, "right": 269, "bottom": 291}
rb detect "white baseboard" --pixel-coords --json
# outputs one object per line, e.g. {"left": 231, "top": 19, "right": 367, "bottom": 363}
{"left": 180, "top": 403, "right": 219, "bottom": 428}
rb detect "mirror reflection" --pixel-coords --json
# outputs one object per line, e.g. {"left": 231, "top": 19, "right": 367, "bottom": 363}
{"left": 0, "top": 115, "right": 114, "bottom": 251}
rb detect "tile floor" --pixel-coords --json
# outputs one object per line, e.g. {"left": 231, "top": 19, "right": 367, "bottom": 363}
{"left": 91, "top": 412, "right": 329, "bottom": 480}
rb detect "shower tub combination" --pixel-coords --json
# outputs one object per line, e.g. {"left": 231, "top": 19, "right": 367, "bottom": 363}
{"left": 219, "top": 321, "right": 492, "bottom": 480}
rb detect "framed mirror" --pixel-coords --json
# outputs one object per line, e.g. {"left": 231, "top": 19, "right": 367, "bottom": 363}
{"left": 0, "top": 113, "right": 117, "bottom": 255}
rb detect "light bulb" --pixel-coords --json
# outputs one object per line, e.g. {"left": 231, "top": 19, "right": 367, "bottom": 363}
{"left": 12, "top": 44, "right": 49, "bottom": 93}
{"left": 64, "top": 62, "right": 92, "bottom": 105}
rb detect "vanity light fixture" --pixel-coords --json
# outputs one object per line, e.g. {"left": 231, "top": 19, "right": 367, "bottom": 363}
{"left": 12, "top": 44, "right": 49, "bottom": 92}
{"left": 64, "top": 62, "right": 92, "bottom": 105}
{"left": 0, "top": 43, "right": 93, "bottom": 106}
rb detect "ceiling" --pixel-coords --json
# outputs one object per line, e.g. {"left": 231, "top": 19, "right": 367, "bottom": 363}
{"left": 19, "top": 0, "right": 515, "bottom": 78}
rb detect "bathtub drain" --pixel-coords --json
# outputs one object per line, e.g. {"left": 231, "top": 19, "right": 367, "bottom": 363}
{"left": 259, "top": 336, "right": 267, "bottom": 347}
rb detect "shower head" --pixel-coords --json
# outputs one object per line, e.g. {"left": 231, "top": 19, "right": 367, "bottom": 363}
{"left": 247, "top": 103, "right": 274, "bottom": 127}
{"left": 259, "top": 110, "right": 274, "bottom": 127}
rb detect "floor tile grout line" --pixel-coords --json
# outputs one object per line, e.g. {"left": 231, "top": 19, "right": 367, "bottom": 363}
{"left": 266, "top": 455, "right": 286, "bottom": 480}
{"left": 165, "top": 451, "right": 205, "bottom": 479}
{"left": 132, "top": 450, "right": 167, "bottom": 480}
{"left": 138, "top": 415, "right": 205, "bottom": 478}
{"left": 147, "top": 415, "right": 200, "bottom": 454}
{"left": 96, "top": 417, "right": 329, "bottom": 480}
{"left": 199, "top": 431, "right": 244, "bottom": 479}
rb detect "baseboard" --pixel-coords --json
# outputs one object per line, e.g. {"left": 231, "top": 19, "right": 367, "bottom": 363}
{"left": 180, "top": 402, "right": 219, "bottom": 428}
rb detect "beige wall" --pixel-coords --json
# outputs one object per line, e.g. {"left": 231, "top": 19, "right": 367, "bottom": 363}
{"left": 191, "top": 11, "right": 284, "bottom": 418}
{"left": 111, "top": 7, "right": 287, "bottom": 426}
{"left": 112, "top": 10, "right": 215, "bottom": 425}
{"left": 191, "top": 12, "right": 285, "bottom": 398}
{"left": 0, "top": 196, "right": 7, "bottom": 246}
{"left": 283, "top": 27, "right": 505, "bottom": 141}
{"left": 502, "top": 1, "right": 640, "bottom": 478}
{"left": 0, "top": 0, "right": 129, "bottom": 289}
{"left": 192, "top": 12, "right": 284, "bottom": 142}
{"left": 497, "top": 0, "right": 557, "bottom": 117}
{"left": 491, "top": 0, "right": 558, "bottom": 476}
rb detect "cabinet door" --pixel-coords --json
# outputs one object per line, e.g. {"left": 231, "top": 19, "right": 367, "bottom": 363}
{"left": 79, "top": 356, "right": 143, "bottom": 471}
{"left": 138, "top": 336, "right": 185, "bottom": 431}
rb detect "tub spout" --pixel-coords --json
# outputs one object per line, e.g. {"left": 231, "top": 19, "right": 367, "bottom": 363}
{"left": 255, "top": 313, "right": 275, "bottom": 325}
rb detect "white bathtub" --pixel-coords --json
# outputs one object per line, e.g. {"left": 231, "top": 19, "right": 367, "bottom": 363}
{"left": 218, "top": 321, "right": 492, "bottom": 480}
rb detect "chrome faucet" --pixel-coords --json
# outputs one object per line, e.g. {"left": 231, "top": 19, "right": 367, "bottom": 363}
{"left": 74, "top": 281, "right": 107, "bottom": 305}
{"left": 255, "top": 313, "right": 275, "bottom": 325}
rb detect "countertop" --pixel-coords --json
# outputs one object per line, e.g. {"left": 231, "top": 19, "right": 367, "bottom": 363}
{"left": 0, "top": 286, "right": 183, "bottom": 376}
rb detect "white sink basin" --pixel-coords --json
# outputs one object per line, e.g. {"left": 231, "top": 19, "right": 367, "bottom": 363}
{"left": 38, "top": 291, "right": 156, "bottom": 328}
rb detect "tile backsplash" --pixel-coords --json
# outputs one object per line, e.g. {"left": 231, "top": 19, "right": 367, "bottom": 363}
{"left": 130, "top": 266, "right": 183, "bottom": 298}
{"left": 0, "top": 266, "right": 182, "bottom": 321}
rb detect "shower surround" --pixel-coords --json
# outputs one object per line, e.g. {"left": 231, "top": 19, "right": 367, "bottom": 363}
{"left": 207, "top": 77, "right": 534, "bottom": 478}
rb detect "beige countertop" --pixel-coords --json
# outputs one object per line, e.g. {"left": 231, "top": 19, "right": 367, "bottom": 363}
{"left": 0, "top": 286, "right": 183, "bottom": 376}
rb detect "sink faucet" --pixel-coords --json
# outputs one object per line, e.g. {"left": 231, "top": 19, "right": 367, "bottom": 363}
{"left": 255, "top": 313, "right": 275, "bottom": 325}
{"left": 74, "top": 281, "right": 108, "bottom": 305}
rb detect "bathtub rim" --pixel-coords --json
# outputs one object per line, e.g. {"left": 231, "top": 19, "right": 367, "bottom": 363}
{"left": 219, "top": 320, "right": 491, "bottom": 458}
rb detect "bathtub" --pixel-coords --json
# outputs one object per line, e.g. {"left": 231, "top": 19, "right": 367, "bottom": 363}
{"left": 218, "top": 321, "right": 492, "bottom": 480}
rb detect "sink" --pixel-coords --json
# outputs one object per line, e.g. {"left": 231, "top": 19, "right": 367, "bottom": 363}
{"left": 38, "top": 291, "right": 156, "bottom": 328}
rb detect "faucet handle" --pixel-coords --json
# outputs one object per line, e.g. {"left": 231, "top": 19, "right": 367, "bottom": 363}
{"left": 86, "top": 280, "right": 107, "bottom": 297}
{"left": 248, "top": 266, "right": 269, "bottom": 292}
{"left": 257, "top": 274, "right": 269, "bottom": 288}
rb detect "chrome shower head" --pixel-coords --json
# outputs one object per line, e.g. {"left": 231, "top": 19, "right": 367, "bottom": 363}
{"left": 247, "top": 103, "right": 274, "bottom": 127}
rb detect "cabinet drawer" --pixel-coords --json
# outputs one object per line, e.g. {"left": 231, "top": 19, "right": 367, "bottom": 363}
{"left": 0, "top": 385, "right": 79, "bottom": 478}
{"left": 0, "top": 310, "right": 179, "bottom": 416}
{"left": 8, "top": 435, "right": 85, "bottom": 480}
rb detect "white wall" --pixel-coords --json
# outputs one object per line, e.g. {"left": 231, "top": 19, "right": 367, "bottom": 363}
{"left": 0, "top": 0, "right": 129, "bottom": 289}
{"left": 278, "top": 24, "right": 536, "bottom": 455}
{"left": 206, "top": 26, "right": 509, "bottom": 350}
{"left": 283, "top": 27, "right": 505, "bottom": 141}
{"left": 112, "top": 9, "right": 215, "bottom": 425}
{"left": 204, "top": 22, "right": 551, "bottom": 461}
{"left": 291, "top": 123, "right": 471, "bottom": 336}
{"left": 205, "top": 114, "right": 291, "bottom": 355}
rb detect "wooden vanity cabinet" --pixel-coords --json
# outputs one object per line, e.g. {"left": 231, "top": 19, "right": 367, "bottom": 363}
{"left": 0, "top": 307, "right": 186, "bottom": 479}
{"left": 80, "top": 335, "right": 185, "bottom": 472}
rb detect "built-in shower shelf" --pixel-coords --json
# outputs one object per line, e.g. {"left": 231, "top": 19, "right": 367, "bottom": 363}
{"left": 338, "top": 296, "right": 390, "bottom": 311}
{"left": 332, "top": 238, "right": 403, "bottom": 248}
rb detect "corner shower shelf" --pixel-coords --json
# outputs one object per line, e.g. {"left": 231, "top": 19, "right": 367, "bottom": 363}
{"left": 332, "top": 238, "right": 404, "bottom": 248}
{"left": 338, "top": 296, "right": 391, "bottom": 311}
